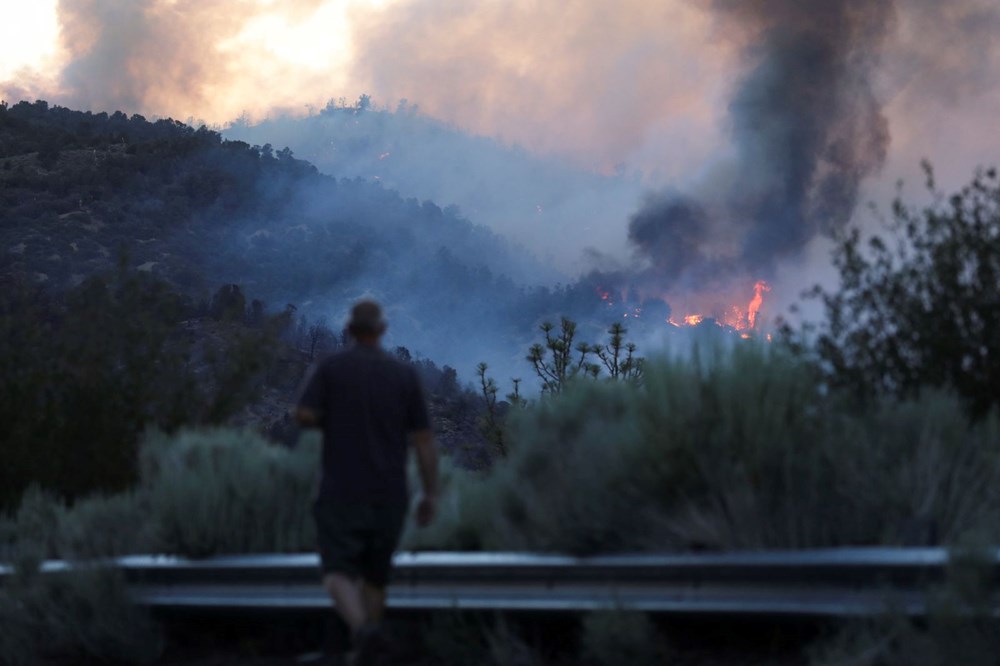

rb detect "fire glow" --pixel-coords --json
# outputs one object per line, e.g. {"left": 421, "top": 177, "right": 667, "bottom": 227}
{"left": 596, "top": 279, "right": 772, "bottom": 337}
{"left": 666, "top": 280, "right": 771, "bottom": 334}
{"left": 746, "top": 280, "right": 771, "bottom": 329}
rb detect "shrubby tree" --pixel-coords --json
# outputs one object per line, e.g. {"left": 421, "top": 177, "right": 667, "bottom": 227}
{"left": 474, "top": 319, "right": 643, "bottom": 460}
{"left": 476, "top": 363, "right": 506, "bottom": 458}
{"left": 306, "top": 317, "right": 336, "bottom": 362}
{"left": 0, "top": 267, "right": 293, "bottom": 509}
{"left": 527, "top": 318, "right": 644, "bottom": 393}
{"left": 593, "top": 322, "right": 643, "bottom": 382}
{"left": 209, "top": 284, "right": 246, "bottom": 321}
{"left": 527, "top": 318, "right": 600, "bottom": 394}
{"left": 800, "top": 164, "right": 1000, "bottom": 416}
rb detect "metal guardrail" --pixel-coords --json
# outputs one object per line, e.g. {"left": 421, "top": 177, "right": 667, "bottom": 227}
{"left": 3, "top": 548, "right": 999, "bottom": 617}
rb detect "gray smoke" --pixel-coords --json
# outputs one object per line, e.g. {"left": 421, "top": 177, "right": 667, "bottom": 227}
{"left": 627, "top": 195, "right": 709, "bottom": 284}
{"left": 48, "top": 0, "right": 309, "bottom": 118}
{"left": 630, "top": 0, "right": 894, "bottom": 285}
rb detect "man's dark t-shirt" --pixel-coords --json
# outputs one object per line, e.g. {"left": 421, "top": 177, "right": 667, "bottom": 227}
{"left": 298, "top": 346, "right": 430, "bottom": 504}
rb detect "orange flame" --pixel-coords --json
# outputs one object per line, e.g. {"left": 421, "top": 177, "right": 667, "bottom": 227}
{"left": 724, "top": 305, "right": 746, "bottom": 330}
{"left": 683, "top": 314, "right": 704, "bottom": 326}
{"left": 747, "top": 280, "right": 771, "bottom": 329}
{"left": 604, "top": 278, "right": 772, "bottom": 339}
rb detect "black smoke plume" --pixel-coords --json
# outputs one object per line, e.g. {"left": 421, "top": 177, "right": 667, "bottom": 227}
{"left": 630, "top": 0, "right": 894, "bottom": 286}
{"left": 627, "top": 195, "right": 709, "bottom": 284}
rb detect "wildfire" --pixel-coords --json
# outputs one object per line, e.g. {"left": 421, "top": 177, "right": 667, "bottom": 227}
{"left": 597, "top": 279, "right": 772, "bottom": 339}
{"left": 746, "top": 280, "right": 771, "bottom": 329}
{"left": 723, "top": 305, "right": 746, "bottom": 330}
{"left": 666, "top": 279, "right": 771, "bottom": 335}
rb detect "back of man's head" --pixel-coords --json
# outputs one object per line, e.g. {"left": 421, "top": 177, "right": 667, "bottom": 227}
{"left": 347, "top": 300, "right": 387, "bottom": 340}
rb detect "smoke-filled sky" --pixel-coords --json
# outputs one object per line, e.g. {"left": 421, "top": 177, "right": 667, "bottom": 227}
{"left": 2, "top": 0, "right": 1000, "bottom": 316}
{"left": 3, "top": 0, "right": 997, "bottom": 182}
{"left": 0, "top": 0, "right": 730, "bottom": 179}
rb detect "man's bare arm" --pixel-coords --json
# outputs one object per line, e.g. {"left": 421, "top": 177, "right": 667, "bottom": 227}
{"left": 411, "top": 429, "right": 439, "bottom": 527}
{"left": 412, "top": 429, "right": 439, "bottom": 496}
{"left": 295, "top": 406, "right": 321, "bottom": 428}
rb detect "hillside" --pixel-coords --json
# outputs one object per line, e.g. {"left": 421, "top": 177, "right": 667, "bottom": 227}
{"left": 0, "top": 100, "right": 520, "bottom": 507}
{"left": 0, "top": 100, "right": 523, "bottom": 287}
{"left": 1, "top": 100, "right": 620, "bottom": 373}
{"left": 225, "top": 98, "right": 646, "bottom": 274}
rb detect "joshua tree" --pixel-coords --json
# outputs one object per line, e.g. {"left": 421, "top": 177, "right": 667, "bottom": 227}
{"left": 593, "top": 322, "right": 644, "bottom": 383}
{"left": 477, "top": 362, "right": 507, "bottom": 458}
{"left": 527, "top": 318, "right": 600, "bottom": 394}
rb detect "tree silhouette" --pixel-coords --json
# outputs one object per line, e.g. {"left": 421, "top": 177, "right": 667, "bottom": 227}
{"left": 799, "top": 164, "right": 1000, "bottom": 416}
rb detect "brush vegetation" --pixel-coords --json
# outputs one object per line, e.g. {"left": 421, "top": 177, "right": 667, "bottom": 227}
{"left": 0, "top": 429, "right": 322, "bottom": 564}
{"left": 5, "top": 345, "right": 996, "bottom": 562}
{"left": 409, "top": 345, "right": 1000, "bottom": 554}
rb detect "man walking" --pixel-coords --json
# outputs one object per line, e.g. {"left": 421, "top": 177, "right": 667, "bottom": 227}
{"left": 296, "top": 300, "right": 439, "bottom": 664}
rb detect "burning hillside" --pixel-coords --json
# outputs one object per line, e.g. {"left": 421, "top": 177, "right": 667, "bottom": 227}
{"left": 594, "top": 278, "right": 774, "bottom": 339}
{"left": 616, "top": 0, "right": 891, "bottom": 331}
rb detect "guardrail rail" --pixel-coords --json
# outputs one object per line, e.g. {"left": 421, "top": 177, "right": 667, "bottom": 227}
{"left": 3, "top": 548, "right": 998, "bottom": 617}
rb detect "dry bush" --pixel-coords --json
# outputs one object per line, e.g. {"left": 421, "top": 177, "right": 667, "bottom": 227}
{"left": 431, "top": 344, "right": 1000, "bottom": 553}
{"left": 0, "top": 569, "right": 162, "bottom": 666}
{"left": 3, "top": 486, "right": 65, "bottom": 575}
{"left": 0, "top": 429, "right": 322, "bottom": 664}
{"left": 57, "top": 491, "right": 155, "bottom": 559}
{"left": 401, "top": 452, "right": 528, "bottom": 552}
{"left": 141, "top": 428, "right": 320, "bottom": 557}
{"left": 810, "top": 540, "right": 1000, "bottom": 666}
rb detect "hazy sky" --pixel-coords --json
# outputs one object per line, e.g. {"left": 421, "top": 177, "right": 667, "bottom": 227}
{"left": 2, "top": 0, "right": 999, "bottom": 320}
{"left": 2, "top": 1, "right": 997, "bottom": 185}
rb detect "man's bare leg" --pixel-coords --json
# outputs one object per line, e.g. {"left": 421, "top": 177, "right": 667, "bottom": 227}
{"left": 361, "top": 582, "right": 387, "bottom": 624}
{"left": 322, "top": 573, "right": 367, "bottom": 635}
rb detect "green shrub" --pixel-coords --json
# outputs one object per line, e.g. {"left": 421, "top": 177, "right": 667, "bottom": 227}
{"left": 580, "top": 611, "right": 663, "bottom": 666}
{"left": 630, "top": 344, "right": 840, "bottom": 549}
{"left": 0, "top": 428, "right": 324, "bottom": 664}
{"left": 836, "top": 396, "right": 1000, "bottom": 546}
{"left": 57, "top": 491, "right": 155, "bottom": 559}
{"left": 141, "top": 428, "right": 320, "bottom": 557}
{"left": 401, "top": 455, "right": 520, "bottom": 552}
{"left": 432, "top": 345, "right": 1000, "bottom": 553}
{"left": 3, "top": 428, "right": 323, "bottom": 562}
{"left": 5, "top": 486, "right": 65, "bottom": 575}
{"left": 6, "top": 349, "right": 1000, "bottom": 565}
{"left": 809, "top": 542, "right": 1000, "bottom": 666}
{"left": 469, "top": 344, "right": 842, "bottom": 552}
{"left": 497, "top": 378, "right": 649, "bottom": 553}
{"left": 0, "top": 569, "right": 163, "bottom": 665}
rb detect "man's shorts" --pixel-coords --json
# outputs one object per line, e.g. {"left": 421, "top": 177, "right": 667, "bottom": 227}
{"left": 312, "top": 499, "right": 408, "bottom": 587}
